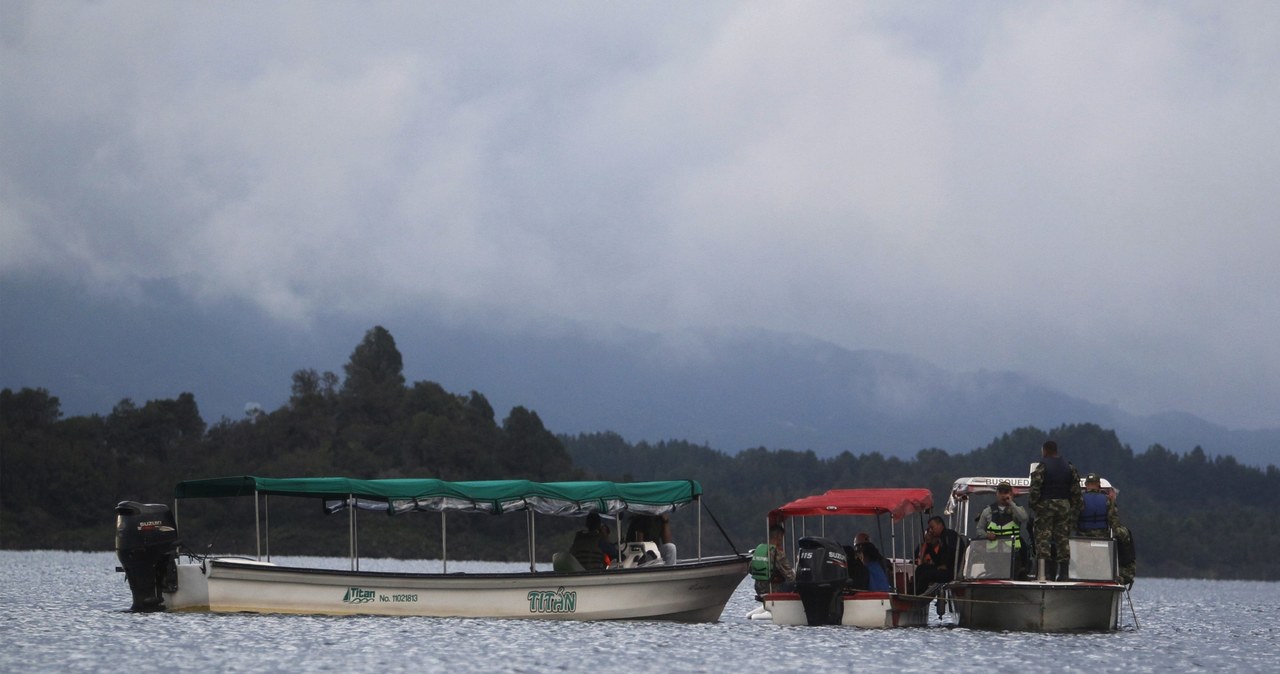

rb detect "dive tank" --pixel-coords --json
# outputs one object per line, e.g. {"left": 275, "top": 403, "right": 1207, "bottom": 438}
{"left": 115, "top": 501, "right": 179, "bottom": 612}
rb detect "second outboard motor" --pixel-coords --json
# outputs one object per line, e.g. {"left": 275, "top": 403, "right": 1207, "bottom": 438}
{"left": 115, "top": 501, "right": 179, "bottom": 612}
{"left": 794, "top": 536, "right": 849, "bottom": 625}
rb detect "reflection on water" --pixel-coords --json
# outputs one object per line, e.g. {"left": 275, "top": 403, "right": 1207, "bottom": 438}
{"left": 2, "top": 551, "right": 1278, "bottom": 673}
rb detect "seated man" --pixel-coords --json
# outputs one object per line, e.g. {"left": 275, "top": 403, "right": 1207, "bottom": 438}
{"left": 1077, "top": 473, "right": 1136, "bottom": 585}
{"left": 569, "top": 512, "right": 614, "bottom": 570}
{"left": 626, "top": 513, "right": 676, "bottom": 565}
{"left": 845, "top": 532, "right": 871, "bottom": 590}
{"left": 914, "top": 516, "right": 962, "bottom": 595}
{"left": 856, "top": 542, "right": 892, "bottom": 592}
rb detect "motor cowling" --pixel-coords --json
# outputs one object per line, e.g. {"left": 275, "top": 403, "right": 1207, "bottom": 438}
{"left": 115, "top": 501, "right": 179, "bottom": 612}
{"left": 794, "top": 536, "right": 849, "bottom": 625}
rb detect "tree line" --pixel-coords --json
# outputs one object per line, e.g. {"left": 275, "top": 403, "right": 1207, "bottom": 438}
{"left": 2, "top": 326, "right": 1277, "bottom": 579}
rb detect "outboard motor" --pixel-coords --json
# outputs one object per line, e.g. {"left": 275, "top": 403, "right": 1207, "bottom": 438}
{"left": 115, "top": 501, "right": 179, "bottom": 612}
{"left": 793, "top": 536, "right": 849, "bottom": 625}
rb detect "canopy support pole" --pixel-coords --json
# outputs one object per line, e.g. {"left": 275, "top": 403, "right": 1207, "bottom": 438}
{"left": 348, "top": 494, "right": 355, "bottom": 572}
{"left": 527, "top": 509, "right": 536, "bottom": 573}
{"left": 441, "top": 511, "right": 448, "bottom": 574}
{"left": 254, "top": 489, "right": 261, "bottom": 561}
{"left": 697, "top": 497, "right": 703, "bottom": 559}
{"left": 265, "top": 495, "right": 270, "bottom": 562}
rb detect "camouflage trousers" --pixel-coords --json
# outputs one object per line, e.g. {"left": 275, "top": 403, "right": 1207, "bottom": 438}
{"left": 1077, "top": 526, "right": 1136, "bottom": 585}
{"left": 1033, "top": 499, "right": 1074, "bottom": 563}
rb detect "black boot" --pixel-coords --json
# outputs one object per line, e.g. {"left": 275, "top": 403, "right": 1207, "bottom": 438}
{"left": 1056, "top": 561, "right": 1071, "bottom": 581}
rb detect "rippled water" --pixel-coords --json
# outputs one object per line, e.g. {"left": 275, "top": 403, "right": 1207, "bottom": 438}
{"left": 2, "top": 551, "right": 1278, "bottom": 673}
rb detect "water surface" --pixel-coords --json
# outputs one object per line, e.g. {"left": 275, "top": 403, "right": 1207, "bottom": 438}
{"left": 1, "top": 551, "right": 1276, "bottom": 672}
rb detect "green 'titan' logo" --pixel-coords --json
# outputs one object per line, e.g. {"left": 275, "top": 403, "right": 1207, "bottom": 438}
{"left": 343, "top": 587, "right": 376, "bottom": 604}
{"left": 527, "top": 587, "right": 577, "bottom": 614}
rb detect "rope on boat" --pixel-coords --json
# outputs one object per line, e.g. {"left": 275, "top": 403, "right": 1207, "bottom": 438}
{"left": 699, "top": 500, "right": 740, "bottom": 553}
{"left": 1125, "top": 585, "right": 1140, "bottom": 629}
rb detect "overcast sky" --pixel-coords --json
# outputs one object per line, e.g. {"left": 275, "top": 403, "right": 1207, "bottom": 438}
{"left": 3, "top": 2, "right": 1279, "bottom": 429}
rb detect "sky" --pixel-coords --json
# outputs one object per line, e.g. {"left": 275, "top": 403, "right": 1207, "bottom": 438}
{"left": 3, "top": 1, "right": 1279, "bottom": 430}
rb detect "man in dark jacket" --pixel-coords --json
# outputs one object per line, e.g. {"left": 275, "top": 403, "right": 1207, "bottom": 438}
{"left": 1029, "top": 440, "right": 1083, "bottom": 581}
{"left": 914, "top": 516, "right": 961, "bottom": 594}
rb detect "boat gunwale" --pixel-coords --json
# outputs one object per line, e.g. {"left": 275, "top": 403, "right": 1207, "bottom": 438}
{"left": 205, "top": 553, "right": 750, "bottom": 581}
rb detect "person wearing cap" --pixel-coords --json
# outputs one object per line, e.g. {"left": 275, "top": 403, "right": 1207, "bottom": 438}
{"left": 1078, "top": 473, "right": 1136, "bottom": 585}
{"left": 1029, "top": 440, "right": 1083, "bottom": 581}
{"left": 975, "top": 481, "right": 1031, "bottom": 577}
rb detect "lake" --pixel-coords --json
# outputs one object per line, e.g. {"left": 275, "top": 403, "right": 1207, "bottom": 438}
{"left": 1, "top": 551, "right": 1277, "bottom": 673}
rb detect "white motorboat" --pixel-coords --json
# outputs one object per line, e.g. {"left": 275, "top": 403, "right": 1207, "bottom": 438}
{"left": 115, "top": 476, "right": 749, "bottom": 622}
{"left": 759, "top": 488, "right": 935, "bottom": 628}
{"left": 941, "top": 476, "right": 1128, "bottom": 632}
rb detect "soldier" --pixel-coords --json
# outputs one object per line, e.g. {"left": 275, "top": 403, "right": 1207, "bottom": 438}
{"left": 1029, "top": 440, "right": 1082, "bottom": 581}
{"left": 750, "top": 524, "right": 795, "bottom": 598}
{"left": 1077, "top": 473, "right": 1136, "bottom": 585}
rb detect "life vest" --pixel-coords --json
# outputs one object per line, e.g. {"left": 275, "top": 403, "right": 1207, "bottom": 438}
{"left": 1078, "top": 492, "right": 1109, "bottom": 531}
{"left": 1038, "top": 456, "right": 1073, "bottom": 500}
{"left": 918, "top": 541, "right": 940, "bottom": 566}
{"left": 749, "top": 543, "right": 774, "bottom": 581}
{"left": 569, "top": 531, "right": 606, "bottom": 570}
{"left": 985, "top": 507, "right": 1021, "bottom": 550}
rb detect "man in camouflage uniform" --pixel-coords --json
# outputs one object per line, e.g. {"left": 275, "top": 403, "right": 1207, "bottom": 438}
{"left": 1077, "top": 473, "right": 1136, "bottom": 586}
{"left": 751, "top": 524, "right": 795, "bottom": 598}
{"left": 1029, "top": 440, "right": 1082, "bottom": 581}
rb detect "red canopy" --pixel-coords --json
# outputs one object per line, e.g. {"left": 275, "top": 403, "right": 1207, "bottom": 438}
{"left": 769, "top": 488, "right": 933, "bottom": 526}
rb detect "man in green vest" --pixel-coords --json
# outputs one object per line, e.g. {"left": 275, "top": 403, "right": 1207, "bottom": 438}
{"left": 975, "top": 481, "right": 1030, "bottom": 578}
{"left": 750, "top": 524, "right": 795, "bottom": 598}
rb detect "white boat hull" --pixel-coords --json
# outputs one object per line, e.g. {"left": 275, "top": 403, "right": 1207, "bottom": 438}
{"left": 165, "top": 556, "right": 748, "bottom": 622}
{"left": 765, "top": 591, "right": 930, "bottom": 628}
{"left": 947, "top": 579, "right": 1125, "bottom": 632}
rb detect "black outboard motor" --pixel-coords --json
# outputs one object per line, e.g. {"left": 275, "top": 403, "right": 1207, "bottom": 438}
{"left": 794, "top": 536, "right": 849, "bottom": 625}
{"left": 115, "top": 501, "right": 179, "bottom": 612}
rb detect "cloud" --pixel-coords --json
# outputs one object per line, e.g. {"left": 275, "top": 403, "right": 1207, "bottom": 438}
{"left": 2, "top": 2, "right": 1279, "bottom": 428}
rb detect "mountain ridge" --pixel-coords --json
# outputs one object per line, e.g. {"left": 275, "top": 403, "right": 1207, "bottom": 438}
{"left": 4, "top": 275, "right": 1277, "bottom": 467}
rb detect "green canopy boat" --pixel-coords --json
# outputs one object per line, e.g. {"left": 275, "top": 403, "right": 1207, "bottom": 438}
{"left": 115, "top": 476, "right": 749, "bottom": 621}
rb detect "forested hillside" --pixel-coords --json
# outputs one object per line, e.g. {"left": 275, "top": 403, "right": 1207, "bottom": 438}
{"left": 3, "top": 326, "right": 1277, "bottom": 579}
{"left": 563, "top": 426, "right": 1280, "bottom": 579}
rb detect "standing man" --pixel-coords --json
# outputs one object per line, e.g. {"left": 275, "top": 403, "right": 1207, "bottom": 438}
{"left": 975, "top": 481, "right": 1031, "bottom": 577}
{"left": 1029, "top": 440, "right": 1083, "bottom": 581}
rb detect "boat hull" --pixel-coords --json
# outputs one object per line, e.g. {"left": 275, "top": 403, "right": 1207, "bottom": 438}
{"left": 765, "top": 591, "right": 930, "bottom": 628}
{"left": 165, "top": 556, "right": 749, "bottom": 622}
{"left": 947, "top": 580, "right": 1124, "bottom": 632}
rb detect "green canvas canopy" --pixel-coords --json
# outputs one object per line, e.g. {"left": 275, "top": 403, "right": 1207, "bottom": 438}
{"left": 174, "top": 476, "right": 702, "bottom": 517}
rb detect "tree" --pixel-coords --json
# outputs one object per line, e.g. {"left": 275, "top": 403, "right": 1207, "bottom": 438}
{"left": 502, "top": 406, "right": 574, "bottom": 480}
{"left": 339, "top": 326, "right": 406, "bottom": 423}
{"left": 0, "top": 387, "right": 62, "bottom": 431}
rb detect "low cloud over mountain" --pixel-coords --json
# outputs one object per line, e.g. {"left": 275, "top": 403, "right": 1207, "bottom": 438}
{"left": 4, "top": 276, "right": 1277, "bottom": 468}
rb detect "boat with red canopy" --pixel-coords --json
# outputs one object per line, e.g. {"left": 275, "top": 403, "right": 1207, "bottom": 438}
{"left": 757, "top": 488, "right": 935, "bottom": 627}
